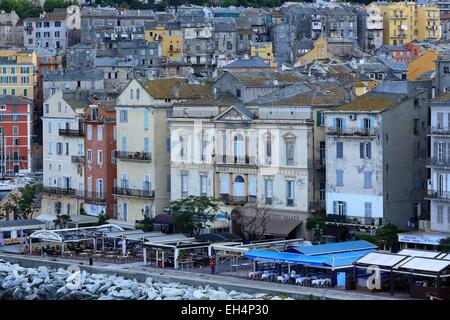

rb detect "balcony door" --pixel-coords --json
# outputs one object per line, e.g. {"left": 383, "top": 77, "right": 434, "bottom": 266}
{"left": 438, "top": 173, "right": 445, "bottom": 196}
{"left": 233, "top": 175, "right": 245, "bottom": 197}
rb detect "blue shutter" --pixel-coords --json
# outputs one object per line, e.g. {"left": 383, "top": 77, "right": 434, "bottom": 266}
{"left": 333, "top": 118, "right": 336, "bottom": 129}
{"left": 333, "top": 201, "right": 337, "bottom": 214}
{"left": 144, "top": 109, "right": 149, "bottom": 129}
{"left": 360, "top": 143, "right": 364, "bottom": 158}
{"left": 343, "top": 202, "right": 347, "bottom": 215}
{"left": 367, "top": 143, "right": 371, "bottom": 159}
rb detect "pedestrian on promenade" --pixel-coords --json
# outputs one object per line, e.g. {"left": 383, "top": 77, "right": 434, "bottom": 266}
{"left": 210, "top": 257, "right": 216, "bottom": 274}
{"left": 89, "top": 255, "right": 93, "bottom": 266}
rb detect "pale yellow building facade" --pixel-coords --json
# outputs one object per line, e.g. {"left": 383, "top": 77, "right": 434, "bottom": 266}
{"left": 0, "top": 48, "right": 36, "bottom": 99}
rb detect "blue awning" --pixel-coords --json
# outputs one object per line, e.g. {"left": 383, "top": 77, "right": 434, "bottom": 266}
{"left": 285, "top": 240, "right": 377, "bottom": 256}
{"left": 244, "top": 249, "right": 376, "bottom": 269}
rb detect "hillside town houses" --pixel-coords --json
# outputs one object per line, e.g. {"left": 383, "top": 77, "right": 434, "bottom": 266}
{"left": 3, "top": 0, "right": 450, "bottom": 251}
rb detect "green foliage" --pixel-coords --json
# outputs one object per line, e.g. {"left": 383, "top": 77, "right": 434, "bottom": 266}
{"left": 357, "top": 224, "right": 401, "bottom": 250}
{"left": 0, "top": 0, "right": 42, "bottom": 18}
{"left": 170, "top": 195, "right": 218, "bottom": 236}
{"left": 439, "top": 237, "right": 450, "bottom": 253}
{"left": 97, "top": 211, "right": 108, "bottom": 226}
{"left": 53, "top": 213, "right": 72, "bottom": 229}
{"left": 306, "top": 215, "right": 326, "bottom": 231}
{"left": 94, "top": 0, "right": 153, "bottom": 10}
{"left": 43, "top": 0, "right": 79, "bottom": 12}
{"left": 1, "top": 184, "right": 42, "bottom": 220}
{"left": 136, "top": 216, "right": 153, "bottom": 232}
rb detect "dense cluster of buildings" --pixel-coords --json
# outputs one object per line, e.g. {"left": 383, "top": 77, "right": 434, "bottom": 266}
{"left": 2, "top": 1, "right": 450, "bottom": 247}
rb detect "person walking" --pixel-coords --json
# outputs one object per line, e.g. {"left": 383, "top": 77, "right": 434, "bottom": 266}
{"left": 210, "top": 257, "right": 216, "bottom": 275}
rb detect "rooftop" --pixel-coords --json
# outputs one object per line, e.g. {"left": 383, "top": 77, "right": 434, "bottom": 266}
{"left": 334, "top": 92, "right": 405, "bottom": 112}
{"left": 144, "top": 78, "right": 213, "bottom": 100}
{"left": 44, "top": 70, "right": 103, "bottom": 81}
{"left": 0, "top": 95, "right": 33, "bottom": 105}
{"left": 223, "top": 58, "right": 270, "bottom": 69}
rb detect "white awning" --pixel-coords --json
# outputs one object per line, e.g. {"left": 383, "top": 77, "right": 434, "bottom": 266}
{"left": 397, "top": 249, "right": 442, "bottom": 259}
{"left": 69, "top": 215, "right": 99, "bottom": 225}
{"left": 399, "top": 257, "right": 450, "bottom": 273}
{"left": 106, "top": 219, "right": 135, "bottom": 229}
{"left": 35, "top": 213, "right": 57, "bottom": 222}
{"left": 356, "top": 252, "right": 410, "bottom": 268}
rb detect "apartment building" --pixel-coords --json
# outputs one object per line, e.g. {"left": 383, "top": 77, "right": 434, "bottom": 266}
{"left": 114, "top": 78, "right": 212, "bottom": 224}
{"left": 144, "top": 21, "right": 183, "bottom": 62}
{"left": 324, "top": 81, "right": 431, "bottom": 236}
{"left": 426, "top": 92, "right": 450, "bottom": 235}
{"left": 24, "top": 6, "right": 81, "bottom": 53}
{"left": 0, "top": 48, "right": 36, "bottom": 99}
{"left": 41, "top": 91, "right": 88, "bottom": 220}
{"left": 355, "top": 4, "right": 384, "bottom": 52}
{"left": 0, "top": 96, "right": 33, "bottom": 175}
{"left": 376, "top": 2, "right": 440, "bottom": 45}
{"left": 83, "top": 100, "right": 116, "bottom": 218}
{"left": 0, "top": 11, "right": 23, "bottom": 46}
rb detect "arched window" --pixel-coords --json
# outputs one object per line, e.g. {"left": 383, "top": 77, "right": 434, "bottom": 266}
{"left": 233, "top": 175, "right": 245, "bottom": 197}
{"left": 234, "top": 134, "right": 244, "bottom": 158}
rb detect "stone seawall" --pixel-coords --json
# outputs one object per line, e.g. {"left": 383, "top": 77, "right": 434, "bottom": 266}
{"left": 0, "top": 253, "right": 405, "bottom": 300}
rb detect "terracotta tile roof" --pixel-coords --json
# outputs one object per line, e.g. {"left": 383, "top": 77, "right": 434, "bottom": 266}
{"left": 334, "top": 93, "right": 402, "bottom": 112}
{"left": 144, "top": 78, "right": 213, "bottom": 100}
{"left": 433, "top": 92, "right": 450, "bottom": 102}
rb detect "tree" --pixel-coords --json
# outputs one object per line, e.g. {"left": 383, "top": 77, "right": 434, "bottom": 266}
{"left": 0, "top": 0, "right": 42, "bottom": 18}
{"left": 97, "top": 211, "right": 108, "bottom": 226}
{"left": 0, "top": 184, "right": 42, "bottom": 220}
{"left": 358, "top": 223, "right": 401, "bottom": 251}
{"left": 306, "top": 215, "right": 326, "bottom": 242}
{"left": 232, "top": 200, "right": 273, "bottom": 241}
{"left": 43, "top": 0, "right": 79, "bottom": 12}
{"left": 170, "top": 195, "right": 218, "bottom": 236}
{"left": 439, "top": 237, "right": 450, "bottom": 253}
{"left": 52, "top": 200, "right": 71, "bottom": 229}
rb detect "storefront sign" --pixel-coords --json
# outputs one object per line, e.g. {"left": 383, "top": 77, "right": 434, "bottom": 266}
{"left": 398, "top": 234, "right": 446, "bottom": 245}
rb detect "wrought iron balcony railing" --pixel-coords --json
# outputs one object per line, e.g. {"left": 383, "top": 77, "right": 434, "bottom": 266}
{"left": 114, "top": 151, "right": 152, "bottom": 162}
{"left": 219, "top": 194, "right": 257, "bottom": 205}
{"left": 326, "top": 127, "right": 377, "bottom": 137}
{"left": 59, "top": 129, "right": 84, "bottom": 137}
{"left": 113, "top": 187, "right": 155, "bottom": 199}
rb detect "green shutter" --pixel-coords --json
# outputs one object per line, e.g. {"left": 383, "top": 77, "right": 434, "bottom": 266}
{"left": 316, "top": 111, "right": 321, "bottom": 127}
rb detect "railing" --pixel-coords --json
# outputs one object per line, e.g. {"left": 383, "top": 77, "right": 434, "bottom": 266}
{"left": 84, "top": 191, "right": 105, "bottom": 201}
{"left": 42, "top": 186, "right": 77, "bottom": 196}
{"left": 114, "top": 151, "right": 152, "bottom": 162}
{"left": 326, "top": 127, "right": 377, "bottom": 137}
{"left": 213, "top": 155, "right": 257, "bottom": 166}
{"left": 71, "top": 155, "right": 85, "bottom": 163}
{"left": 427, "top": 157, "right": 450, "bottom": 168}
{"left": 427, "top": 189, "right": 450, "bottom": 200}
{"left": 428, "top": 126, "right": 450, "bottom": 135}
{"left": 59, "top": 129, "right": 84, "bottom": 137}
{"left": 113, "top": 187, "right": 155, "bottom": 198}
{"left": 219, "top": 194, "right": 257, "bottom": 205}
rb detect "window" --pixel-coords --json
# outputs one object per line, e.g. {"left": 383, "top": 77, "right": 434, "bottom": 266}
{"left": 286, "top": 141, "right": 295, "bottom": 165}
{"left": 87, "top": 125, "right": 92, "bottom": 140}
{"left": 56, "top": 142, "right": 62, "bottom": 155}
{"left": 364, "top": 171, "right": 372, "bottom": 188}
{"left": 12, "top": 126, "right": 18, "bottom": 135}
{"left": 265, "top": 178, "right": 273, "bottom": 204}
{"left": 220, "top": 173, "right": 229, "bottom": 194}
{"left": 333, "top": 201, "right": 347, "bottom": 215}
{"left": 233, "top": 135, "right": 244, "bottom": 158}
{"left": 336, "top": 170, "right": 344, "bottom": 187}
{"left": 97, "top": 126, "right": 103, "bottom": 141}
{"left": 122, "top": 202, "right": 128, "bottom": 221}
{"left": 286, "top": 180, "right": 294, "bottom": 207}
{"left": 13, "top": 138, "right": 19, "bottom": 146}
{"left": 414, "top": 119, "right": 419, "bottom": 135}
{"left": 136, "top": 89, "right": 140, "bottom": 100}
{"left": 200, "top": 175, "right": 207, "bottom": 196}
{"left": 336, "top": 142, "right": 343, "bottom": 159}
{"left": 96, "top": 179, "right": 104, "bottom": 197}
{"left": 266, "top": 134, "right": 272, "bottom": 160}
{"left": 121, "top": 137, "right": 126, "bottom": 152}
{"left": 143, "top": 175, "right": 151, "bottom": 192}
{"left": 65, "top": 142, "right": 69, "bottom": 155}
{"left": 119, "top": 110, "right": 128, "bottom": 123}
{"left": 360, "top": 142, "right": 371, "bottom": 159}
{"left": 55, "top": 21, "right": 61, "bottom": 27}
{"left": 144, "top": 109, "right": 148, "bottom": 130}
{"left": 236, "top": 88, "right": 241, "bottom": 98}
{"left": 130, "top": 89, "right": 134, "bottom": 99}
{"left": 98, "top": 150, "right": 103, "bottom": 165}
{"left": 437, "top": 205, "right": 444, "bottom": 224}
{"left": 144, "top": 137, "right": 149, "bottom": 153}
{"left": 48, "top": 142, "right": 52, "bottom": 155}
{"left": 181, "top": 173, "right": 188, "bottom": 198}
{"left": 87, "top": 149, "right": 92, "bottom": 164}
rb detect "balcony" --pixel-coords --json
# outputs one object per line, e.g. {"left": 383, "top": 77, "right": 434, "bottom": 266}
{"left": 427, "top": 189, "right": 450, "bottom": 201}
{"left": 219, "top": 194, "right": 257, "bottom": 205}
{"left": 213, "top": 155, "right": 257, "bottom": 166}
{"left": 326, "top": 127, "right": 377, "bottom": 137}
{"left": 389, "top": 15, "right": 406, "bottom": 20}
{"left": 427, "top": 157, "right": 450, "bottom": 168}
{"left": 59, "top": 129, "right": 84, "bottom": 137}
{"left": 71, "top": 155, "right": 85, "bottom": 163}
{"left": 115, "top": 151, "right": 152, "bottom": 162}
{"left": 42, "top": 186, "right": 84, "bottom": 198}
{"left": 113, "top": 187, "right": 155, "bottom": 199}
{"left": 428, "top": 126, "right": 450, "bottom": 136}
{"left": 84, "top": 191, "right": 106, "bottom": 202}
